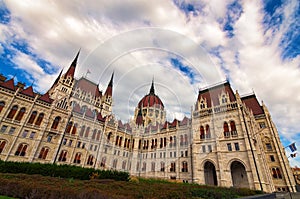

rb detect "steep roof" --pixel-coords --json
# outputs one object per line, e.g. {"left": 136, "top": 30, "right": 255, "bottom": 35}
{"left": 138, "top": 80, "right": 164, "bottom": 108}
{"left": 0, "top": 78, "right": 15, "bottom": 90}
{"left": 64, "top": 50, "right": 80, "bottom": 78}
{"left": 104, "top": 72, "right": 114, "bottom": 96}
{"left": 20, "top": 86, "right": 35, "bottom": 97}
{"left": 38, "top": 92, "right": 53, "bottom": 104}
{"left": 241, "top": 94, "right": 264, "bottom": 116}
{"left": 197, "top": 81, "right": 235, "bottom": 107}
{"left": 75, "top": 77, "right": 102, "bottom": 98}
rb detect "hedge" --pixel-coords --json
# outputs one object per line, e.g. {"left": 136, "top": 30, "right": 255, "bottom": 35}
{"left": 0, "top": 160, "right": 129, "bottom": 181}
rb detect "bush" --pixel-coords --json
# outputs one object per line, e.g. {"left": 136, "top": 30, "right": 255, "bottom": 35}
{"left": 0, "top": 160, "right": 129, "bottom": 181}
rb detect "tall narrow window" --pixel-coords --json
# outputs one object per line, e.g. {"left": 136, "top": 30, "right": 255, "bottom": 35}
{"left": 96, "top": 130, "right": 101, "bottom": 141}
{"left": 84, "top": 127, "right": 90, "bottom": 138}
{"left": 122, "top": 160, "right": 126, "bottom": 170}
{"left": 79, "top": 125, "right": 85, "bottom": 137}
{"left": 58, "top": 150, "right": 67, "bottom": 162}
{"left": 92, "top": 129, "right": 97, "bottom": 140}
{"left": 170, "top": 162, "right": 176, "bottom": 172}
{"left": 87, "top": 155, "right": 94, "bottom": 166}
{"left": 151, "top": 162, "right": 155, "bottom": 172}
{"left": 0, "top": 101, "right": 5, "bottom": 113}
{"left": 107, "top": 132, "right": 112, "bottom": 142}
{"left": 182, "top": 161, "right": 188, "bottom": 172}
{"left": 15, "top": 107, "right": 26, "bottom": 121}
{"left": 51, "top": 116, "right": 61, "bottom": 129}
{"left": 0, "top": 140, "right": 6, "bottom": 154}
{"left": 38, "top": 147, "right": 49, "bottom": 159}
{"left": 230, "top": 121, "right": 237, "bottom": 136}
{"left": 27, "top": 111, "right": 37, "bottom": 124}
{"left": 115, "top": 136, "right": 119, "bottom": 145}
{"left": 71, "top": 123, "right": 77, "bottom": 135}
{"left": 7, "top": 105, "right": 18, "bottom": 119}
{"left": 35, "top": 113, "right": 44, "bottom": 126}
{"left": 100, "top": 157, "right": 106, "bottom": 167}
{"left": 15, "top": 143, "right": 28, "bottom": 156}
{"left": 227, "top": 143, "right": 232, "bottom": 151}
{"left": 224, "top": 122, "right": 230, "bottom": 137}
{"left": 200, "top": 126, "right": 205, "bottom": 139}
{"left": 73, "top": 153, "right": 81, "bottom": 164}
{"left": 206, "top": 125, "right": 211, "bottom": 138}
{"left": 160, "top": 162, "right": 165, "bottom": 172}
{"left": 66, "top": 121, "right": 73, "bottom": 134}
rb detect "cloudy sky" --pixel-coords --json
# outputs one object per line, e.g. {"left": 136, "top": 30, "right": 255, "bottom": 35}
{"left": 0, "top": 0, "right": 299, "bottom": 166}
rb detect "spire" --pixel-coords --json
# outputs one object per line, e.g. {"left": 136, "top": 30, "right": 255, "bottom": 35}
{"left": 104, "top": 72, "right": 114, "bottom": 96}
{"left": 50, "top": 69, "right": 63, "bottom": 89}
{"left": 65, "top": 49, "right": 80, "bottom": 78}
{"left": 149, "top": 78, "right": 155, "bottom": 94}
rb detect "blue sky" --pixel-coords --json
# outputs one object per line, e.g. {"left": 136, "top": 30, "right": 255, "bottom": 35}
{"left": 0, "top": 0, "right": 299, "bottom": 166}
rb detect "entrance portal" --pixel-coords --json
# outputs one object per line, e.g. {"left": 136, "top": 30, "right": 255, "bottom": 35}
{"left": 230, "top": 161, "right": 249, "bottom": 188}
{"left": 204, "top": 161, "right": 217, "bottom": 185}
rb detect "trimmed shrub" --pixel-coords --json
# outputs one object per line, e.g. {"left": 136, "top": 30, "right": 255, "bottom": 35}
{"left": 0, "top": 160, "right": 129, "bottom": 181}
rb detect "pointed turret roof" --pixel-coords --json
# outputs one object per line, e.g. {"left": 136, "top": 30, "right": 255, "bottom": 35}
{"left": 20, "top": 86, "right": 35, "bottom": 97}
{"left": 0, "top": 78, "right": 15, "bottom": 90}
{"left": 38, "top": 92, "right": 53, "bottom": 104}
{"left": 149, "top": 78, "right": 155, "bottom": 94}
{"left": 65, "top": 50, "right": 80, "bottom": 78}
{"left": 104, "top": 72, "right": 114, "bottom": 96}
{"left": 50, "top": 69, "right": 63, "bottom": 89}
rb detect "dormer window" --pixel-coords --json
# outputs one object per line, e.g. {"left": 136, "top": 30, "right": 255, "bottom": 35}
{"left": 221, "top": 95, "right": 227, "bottom": 104}
{"left": 200, "top": 100, "right": 205, "bottom": 109}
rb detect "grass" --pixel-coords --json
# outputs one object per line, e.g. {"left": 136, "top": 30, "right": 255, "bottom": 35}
{"left": 0, "top": 173, "right": 264, "bottom": 199}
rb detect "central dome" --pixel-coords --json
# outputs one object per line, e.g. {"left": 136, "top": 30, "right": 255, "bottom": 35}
{"left": 138, "top": 81, "right": 164, "bottom": 109}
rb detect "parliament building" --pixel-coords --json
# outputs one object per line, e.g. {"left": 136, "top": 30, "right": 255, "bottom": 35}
{"left": 0, "top": 51, "right": 296, "bottom": 193}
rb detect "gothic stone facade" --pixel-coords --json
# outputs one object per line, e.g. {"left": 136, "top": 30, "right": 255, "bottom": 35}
{"left": 0, "top": 53, "right": 296, "bottom": 193}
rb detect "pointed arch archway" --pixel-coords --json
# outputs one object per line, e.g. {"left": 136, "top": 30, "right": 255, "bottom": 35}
{"left": 230, "top": 160, "right": 249, "bottom": 188}
{"left": 204, "top": 161, "right": 217, "bottom": 186}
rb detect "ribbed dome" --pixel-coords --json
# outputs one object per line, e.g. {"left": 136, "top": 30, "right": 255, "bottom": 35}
{"left": 137, "top": 80, "right": 164, "bottom": 109}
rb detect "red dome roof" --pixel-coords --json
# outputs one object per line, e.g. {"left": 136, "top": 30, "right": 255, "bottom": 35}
{"left": 137, "top": 80, "right": 164, "bottom": 108}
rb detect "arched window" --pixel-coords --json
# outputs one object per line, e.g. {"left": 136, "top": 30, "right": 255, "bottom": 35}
{"left": 87, "top": 155, "right": 94, "bottom": 166}
{"left": 182, "top": 161, "right": 188, "bottom": 172}
{"left": 230, "top": 121, "right": 237, "bottom": 136}
{"left": 84, "top": 127, "right": 90, "bottom": 138}
{"left": 38, "top": 147, "right": 49, "bottom": 159}
{"left": 113, "top": 159, "right": 118, "bottom": 169}
{"left": 107, "top": 132, "right": 112, "bottom": 142}
{"left": 276, "top": 168, "right": 282, "bottom": 179}
{"left": 66, "top": 121, "right": 73, "bottom": 134}
{"left": 0, "top": 140, "right": 6, "bottom": 154}
{"left": 15, "top": 143, "right": 28, "bottom": 156}
{"left": 115, "top": 136, "right": 119, "bottom": 145}
{"left": 51, "top": 116, "right": 61, "bottom": 129}
{"left": 160, "top": 162, "right": 165, "bottom": 172}
{"left": 122, "top": 160, "right": 127, "bottom": 170}
{"left": 100, "top": 157, "right": 106, "bottom": 167}
{"left": 27, "top": 111, "right": 37, "bottom": 124}
{"left": 142, "top": 162, "right": 146, "bottom": 171}
{"left": 35, "top": 113, "right": 44, "bottom": 126}
{"left": 119, "top": 137, "right": 122, "bottom": 147}
{"left": 96, "top": 130, "right": 101, "bottom": 141}
{"left": 15, "top": 107, "right": 26, "bottom": 121}
{"left": 58, "top": 150, "right": 67, "bottom": 162}
{"left": 170, "top": 162, "right": 176, "bottom": 172}
{"left": 272, "top": 168, "right": 277, "bottom": 178}
{"left": 206, "top": 125, "right": 211, "bottom": 138}
{"left": 79, "top": 125, "right": 85, "bottom": 137}
{"left": 200, "top": 126, "right": 205, "bottom": 139}
{"left": 71, "top": 123, "right": 77, "bottom": 135}
{"left": 73, "top": 152, "right": 81, "bottom": 164}
{"left": 92, "top": 129, "right": 97, "bottom": 140}
{"left": 0, "top": 101, "right": 5, "bottom": 113}
{"left": 7, "top": 105, "right": 18, "bottom": 119}
{"left": 224, "top": 122, "right": 230, "bottom": 137}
